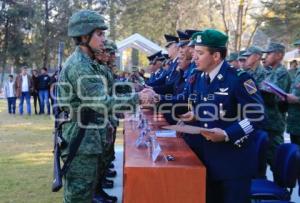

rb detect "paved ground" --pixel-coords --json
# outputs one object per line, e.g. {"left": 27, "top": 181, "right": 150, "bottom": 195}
{"left": 104, "top": 146, "right": 123, "bottom": 203}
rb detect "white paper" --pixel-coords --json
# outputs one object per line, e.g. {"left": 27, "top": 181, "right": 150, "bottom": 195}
{"left": 155, "top": 130, "right": 177, "bottom": 138}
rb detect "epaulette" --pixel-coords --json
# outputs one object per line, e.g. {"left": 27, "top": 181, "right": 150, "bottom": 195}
{"left": 236, "top": 68, "right": 247, "bottom": 77}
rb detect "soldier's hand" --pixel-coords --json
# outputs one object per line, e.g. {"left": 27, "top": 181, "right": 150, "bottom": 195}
{"left": 138, "top": 91, "right": 156, "bottom": 104}
{"left": 287, "top": 93, "right": 300, "bottom": 103}
{"left": 134, "top": 83, "right": 144, "bottom": 92}
{"left": 200, "top": 128, "right": 227, "bottom": 142}
{"left": 141, "top": 87, "right": 155, "bottom": 94}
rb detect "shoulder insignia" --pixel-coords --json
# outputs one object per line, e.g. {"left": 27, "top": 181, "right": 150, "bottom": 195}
{"left": 244, "top": 79, "right": 257, "bottom": 94}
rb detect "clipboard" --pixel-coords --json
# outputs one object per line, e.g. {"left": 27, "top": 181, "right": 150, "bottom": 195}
{"left": 162, "top": 125, "right": 215, "bottom": 135}
{"left": 262, "top": 81, "right": 287, "bottom": 101}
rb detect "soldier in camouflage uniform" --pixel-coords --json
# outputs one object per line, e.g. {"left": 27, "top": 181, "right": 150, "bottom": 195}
{"left": 288, "top": 60, "right": 298, "bottom": 83}
{"left": 227, "top": 52, "right": 239, "bottom": 68}
{"left": 57, "top": 10, "right": 142, "bottom": 203}
{"left": 261, "top": 42, "right": 291, "bottom": 167}
{"left": 242, "top": 46, "right": 269, "bottom": 88}
{"left": 286, "top": 68, "right": 300, "bottom": 145}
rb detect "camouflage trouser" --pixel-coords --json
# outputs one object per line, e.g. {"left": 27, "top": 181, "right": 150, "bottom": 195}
{"left": 62, "top": 154, "right": 103, "bottom": 203}
{"left": 94, "top": 127, "right": 116, "bottom": 193}
{"left": 266, "top": 130, "right": 284, "bottom": 168}
{"left": 105, "top": 128, "right": 116, "bottom": 168}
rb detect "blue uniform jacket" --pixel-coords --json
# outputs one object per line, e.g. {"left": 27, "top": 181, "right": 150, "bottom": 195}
{"left": 146, "top": 67, "right": 166, "bottom": 87}
{"left": 152, "top": 58, "right": 180, "bottom": 94}
{"left": 188, "top": 61, "right": 265, "bottom": 180}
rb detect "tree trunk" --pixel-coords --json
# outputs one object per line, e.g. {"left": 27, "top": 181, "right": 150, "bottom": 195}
{"left": 208, "top": 0, "right": 214, "bottom": 27}
{"left": 235, "top": 0, "right": 244, "bottom": 52}
{"left": 246, "top": 20, "right": 260, "bottom": 48}
{"left": 0, "top": 10, "right": 9, "bottom": 87}
{"left": 220, "top": 0, "right": 229, "bottom": 35}
{"left": 42, "top": 0, "right": 49, "bottom": 68}
{"left": 87, "top": 0, "right": 93, "bottom": 9}
{"left": 109, "top": 0, "right": 116, "bottom": 41}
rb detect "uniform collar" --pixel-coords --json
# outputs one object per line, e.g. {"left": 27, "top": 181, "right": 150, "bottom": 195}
{"left": 154, "top": 68, "right": 162, "bottom": 75}
{"left": 173, "top": 57, "right": 178, "bottom": 63}
{"left": 207, "top": 60, "right": 224, "bottom": 82}
{"left": 76, "top": 46, "right": 96, "bottom": 65}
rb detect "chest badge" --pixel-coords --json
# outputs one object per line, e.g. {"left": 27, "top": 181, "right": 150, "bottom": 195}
{"left": 214, "top": 87, "right": 229, "bottom": 95}
{"left": 217, "top": 74, "right": 223, "bottom": 80}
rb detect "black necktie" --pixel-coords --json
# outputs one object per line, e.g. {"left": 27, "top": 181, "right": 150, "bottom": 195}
{"left": 205, "top": 74, "right": 211, "bottom": 85}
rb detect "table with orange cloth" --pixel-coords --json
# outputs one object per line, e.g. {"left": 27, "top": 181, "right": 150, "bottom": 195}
{"left": 123, "top": 109, "right": 206, "bottom": 203}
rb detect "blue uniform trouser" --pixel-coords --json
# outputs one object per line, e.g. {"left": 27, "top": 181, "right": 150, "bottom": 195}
{"left": 19, "top": 91, "right": 31, "bottom": 115}
{"left": 206, "top": 178, "right": 251, "bottom": 203}
{"left": 39, "top": 90, "right": 50, "bottom": 114}
{"left": 7, "top": 97, "right": 16, "bottom": 114}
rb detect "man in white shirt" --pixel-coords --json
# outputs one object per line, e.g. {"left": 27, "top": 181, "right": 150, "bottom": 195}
{"left": 15, "top": 67, "right": 32, "bottom": 115}
{"left": 4, "top": 75, "right": 16, "bottom": 114}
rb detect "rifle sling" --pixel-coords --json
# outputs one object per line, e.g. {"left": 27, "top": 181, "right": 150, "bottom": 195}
{"left": 60, "top": 127, "right": 86, "bottom": 177}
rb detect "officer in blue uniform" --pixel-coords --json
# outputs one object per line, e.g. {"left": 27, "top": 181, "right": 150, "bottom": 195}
{"left": 188, "top": 29, "right": 265, "bottom": 203}
{"left": 155, "top": 30, "right": 201, "bottom": 124}
{"left": 176, "top": 29, "right": 196, "bottom": 87}
{"left": 152, "top": 34, "right": 180, "bottom": 94}
{"left": 146, "top": 51, "right": 166, "bottom": 86}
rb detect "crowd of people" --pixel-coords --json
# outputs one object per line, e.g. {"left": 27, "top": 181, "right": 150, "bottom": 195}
{"left": 3, "top": 67, "right": 58, "bottom": 115}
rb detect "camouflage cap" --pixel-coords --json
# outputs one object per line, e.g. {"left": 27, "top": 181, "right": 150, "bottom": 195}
{"left": 104, "top": 39, "right": 118, "bottom": 53}
{"left": 192, "top": 29, "right": 228, "bottom": 48}
{"left": 132, "top": 66, "right": 139, "bottom": 72}
{"left": 263, "top": 42, "right": 285, "bottom": 53}
{"left": 68, "top": 10, "right": 108, "bottom": 37}
{"left": 242, "top": 46, "right": 263, "bottom": 57}
{"left": 293, "top": 39, "right": 300, "bottom": 46}
{"left": 227, "top": 52, "right": 239, "bottom": 62}
{"left": 238, "top": 50, "right": 247, "bottom": 60}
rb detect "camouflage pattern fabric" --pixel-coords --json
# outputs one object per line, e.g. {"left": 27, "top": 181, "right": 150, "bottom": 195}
{"left": 62, "top": 154, "right": 102, "bottom": 203}
{"left": 287, "top": 68, "right": 300, "bottom": 136}
{"left": 261, "top": 64, "right": 291, "bottom": 164}
{"left": 68, "top": 10, "right": 107, "bottom": 37}
{"left": 246, "top": 64, "right": 269, "bottom": 89}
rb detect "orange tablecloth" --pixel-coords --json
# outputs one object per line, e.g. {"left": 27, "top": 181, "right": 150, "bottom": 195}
{"left": 123, "top": 109, "right": 206, "bottom": 203}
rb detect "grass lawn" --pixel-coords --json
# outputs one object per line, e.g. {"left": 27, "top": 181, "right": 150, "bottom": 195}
{"left": 0, "top": 99, "right": 62, "bottom": 203}
{"left": 0, "top": 99, "right": 123, "bottom": 203}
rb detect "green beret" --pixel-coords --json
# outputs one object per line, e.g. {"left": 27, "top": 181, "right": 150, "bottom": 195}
{"left": 192, "top": 29, "right": 228, "bottom": 48}
{"left": 263, "top": 42, "right": 285, "bottom": 53}
{"left": 294, "top": 39, "right": 300, "bottom": 46}
{"left": 227, "top": 52, "right": 239, "bottom": 62}
{"left": 242, "top": 46, "right": 263, "bottom": 57}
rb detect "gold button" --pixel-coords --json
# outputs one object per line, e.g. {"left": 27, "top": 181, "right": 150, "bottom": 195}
{"left": 203, "top": 97, "right": 207, "bottom": 101}
{"left": 204, "top": 123, "right": 208, "bottom": 128}
{"left": 203, "top": 111, "right": 207, "bottom": 115}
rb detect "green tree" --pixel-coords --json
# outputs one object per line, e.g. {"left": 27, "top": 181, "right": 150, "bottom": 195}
{"left": 260, "top": 0, "right": 300, "bottom": 46}
{"left": 0, "top": 0, "right": 33, "bottom": 85}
